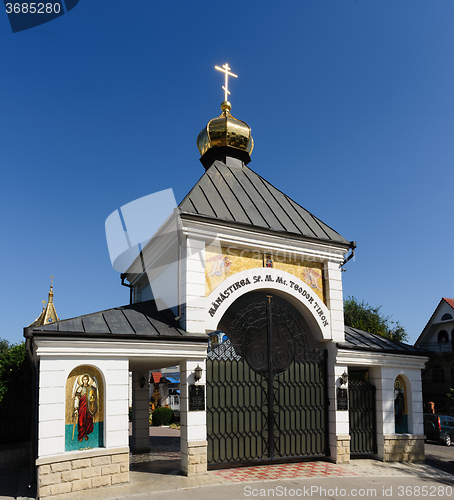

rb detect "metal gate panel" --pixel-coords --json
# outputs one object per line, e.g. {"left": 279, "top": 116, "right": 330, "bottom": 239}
{"left": 349, "top": 379, "right": 377, "bottom": 455}
{"left": 207, "top": 342, "right": 268, "bottom": 464}
{"left": 207, "top": 298, "right": 328, "bottom": 465}
{"left": 273, "top": 357, "right": 327, "bottom": 458}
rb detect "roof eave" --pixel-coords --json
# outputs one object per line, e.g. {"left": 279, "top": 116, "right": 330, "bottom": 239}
{"left": 336, "top": 343, "right": 430, "bottom": 356}
{"left": 179, "top": 211, "right": 352, "bottom": 250}
{"left": 30, "top": 330, "right": 208, "bottom": 342}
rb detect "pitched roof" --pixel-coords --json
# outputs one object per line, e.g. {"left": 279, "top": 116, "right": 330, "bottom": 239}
{"left": 443, "top": 298, "right": 454, "bottom": 309}
{"left": 179, "top": 160, "right": 349, "bottom": 246}
{"left": 414, "top": 297, "right": 454, "bottom": 347}
{"left": 25, "top": 300, "right": 206, "bottom": 341}
{"left": 151, "top": 372, "right": 162, "bottom": 384}
{"left": 338, "top": 325, "right": 426, "bottom": 355}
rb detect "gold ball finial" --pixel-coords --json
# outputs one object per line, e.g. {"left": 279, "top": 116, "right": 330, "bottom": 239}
{"left": 221, "top": 101, "right": 231, "bottom": 113}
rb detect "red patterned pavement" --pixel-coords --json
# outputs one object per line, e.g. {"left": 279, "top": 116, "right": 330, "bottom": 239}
{"left": 212, "top": 461, "right": 359, "bottom": 481}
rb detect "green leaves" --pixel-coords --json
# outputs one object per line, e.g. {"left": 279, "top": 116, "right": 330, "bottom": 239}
{"left": 343, "top": 296, "right": 408, "bottom": 343}
{"left": 447, "top": 388, "right": 454, "bottom": 402}
{"left": 0, "top": 340, "right": 31, "bottom": 412}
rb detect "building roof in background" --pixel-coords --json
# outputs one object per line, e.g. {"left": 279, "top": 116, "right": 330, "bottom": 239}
{"left": 414, "top": 297, "right": 454, "bottom": 347}
{"left": 443, "top": 297, "right": 454, "bottom": 309}
{"left": 163, "top": 377, "right": 179, "bottom": 384}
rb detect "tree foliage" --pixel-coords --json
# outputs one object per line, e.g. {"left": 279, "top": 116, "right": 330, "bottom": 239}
{"left": 447, "top": 388, "right": 454, "bottom": 402}
{"left": 0, "top": 339, "right": 32, "bottom": 415}
{"left": 343, "top": 296, "right": 408, "bottom": 343}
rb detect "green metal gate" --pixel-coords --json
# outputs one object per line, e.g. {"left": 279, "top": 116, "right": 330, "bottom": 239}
{"left": 207, "top": 298, "right": 328, "bottom": 465}
{"left": 349, "top": 379, "right": 377, "bottom": 455}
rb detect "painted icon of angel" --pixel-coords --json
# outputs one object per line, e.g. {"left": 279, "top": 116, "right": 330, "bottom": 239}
{"left": 72, "top": 373, "right": 98, "bottom": 442}
{"left": 206, "top": 254, "right": 231, "bottom": 278}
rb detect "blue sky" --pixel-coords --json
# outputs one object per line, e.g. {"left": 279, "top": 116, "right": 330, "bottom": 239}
{"left": 1, "top": 1, "right": 453, "bottom": 346}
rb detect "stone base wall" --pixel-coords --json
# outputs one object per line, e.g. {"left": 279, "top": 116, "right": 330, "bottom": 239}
{"left": 181, "top": 440, "right": 207, "bottom": 475}
{"left": 336, "top": 435, "right": 350, "bottom": 464}
{"left": 383, "top": 434, "right": 425, "bottom": 463}
{"left": 36, "top": 447, "right": 129, "bottom": 498}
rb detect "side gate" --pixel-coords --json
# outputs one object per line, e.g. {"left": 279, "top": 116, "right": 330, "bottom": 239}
{"left": 206, "top": 298, "right": 329, "bottom": 466}
{"left": 349, "top": 379, "right": 377, "bottom": 455}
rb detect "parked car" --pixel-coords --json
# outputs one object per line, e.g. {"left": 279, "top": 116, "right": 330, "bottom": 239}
{"left": 424, "top": 413, "right": 454, "bottom": 446}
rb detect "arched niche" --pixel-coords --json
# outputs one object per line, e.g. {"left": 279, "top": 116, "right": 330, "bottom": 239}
{"left": 394, "top": 375, "right": 409, "bottom": 434}
{"left": 65, "top": 365, "right": 104, "bottom": 451}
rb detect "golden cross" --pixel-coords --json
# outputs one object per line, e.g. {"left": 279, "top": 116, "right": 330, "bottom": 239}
{"left": 42, "top": 300, "right": 46, "bottom": 308}
{"left": 49, "top": 275, "right": 55, "bottom": 285}
{"left": 267, "top": 295, "right": 273, "bottom": 304}
{"left": 215, "top": 63, "right": 238, "bottom": 102}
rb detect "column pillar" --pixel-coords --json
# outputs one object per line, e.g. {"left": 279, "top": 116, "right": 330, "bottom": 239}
{"left": 131, "top": 371, "right": 150, "bottom": 452}
{"left": 328, "top": 359, "right": 350, "bottom": 463}
{"left": 180, "top": 359, "right": 207, "bottom": 475}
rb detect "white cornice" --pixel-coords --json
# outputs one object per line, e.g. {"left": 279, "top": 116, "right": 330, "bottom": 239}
{"left": 336, "top": 349, "right": 428, "bottom": 369}
{"left": 35, "top": 338, "right": 207, "bottom": 359}
{"left": 181, "top": 220, "right": 346, "bottom": 263}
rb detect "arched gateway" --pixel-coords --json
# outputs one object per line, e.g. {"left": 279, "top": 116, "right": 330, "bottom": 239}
{"left": 26, "top": 70, "right": 428, "bottom": 499}
{"left": 207, "top": 292, "right": 328, "bottom": 464}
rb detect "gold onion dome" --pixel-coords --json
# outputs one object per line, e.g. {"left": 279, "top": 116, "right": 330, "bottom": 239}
{"left": 197, "top": 101, "right": 254, "bottom": 158}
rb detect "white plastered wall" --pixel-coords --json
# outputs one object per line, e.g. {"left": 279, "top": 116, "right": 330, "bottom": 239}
{"left": 180, "top": 358, "right": 207, "bottom": 473}
{"left": 38, "top": 356, "right": 129, "bottom": 459}
{"left": 338, "top": 351, "right": 427, "bottom": 460}
{"left": 324, "top": 261, "right": 344, "bottom": 343}
{"left": 180, "top": 236, "right": 206, "bottom": 334}
{"left": 369, "top": 364, "right": 424, "bottom": 459}
{"left": 327, "top": 348, "right": 350, "bottom": 461}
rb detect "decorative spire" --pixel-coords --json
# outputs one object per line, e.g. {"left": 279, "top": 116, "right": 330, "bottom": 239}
{"left": 28, "top": 279, "right": 60, "bottom": 327}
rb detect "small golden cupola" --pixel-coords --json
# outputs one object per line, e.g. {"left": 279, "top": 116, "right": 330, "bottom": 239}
{"left": 29, "top": 278, "right": 60, "bottom": 327}
{"left": 197, "top": 64, "right": 253, "bottom": 169}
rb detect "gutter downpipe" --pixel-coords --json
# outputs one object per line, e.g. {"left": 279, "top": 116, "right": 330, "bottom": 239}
{"left": 24, "top": 327, "right": 37, "bottom": 493}
{"left": 341, "top": 241, "right": 356, "bottom": 268}
{"left": 120, "top": 274, "right": 133, "bottom": 304}
{"left": 175, "top": 208, "right": 182, "bottom": 323}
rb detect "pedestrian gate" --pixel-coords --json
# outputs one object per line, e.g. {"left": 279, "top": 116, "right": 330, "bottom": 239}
{"left": 207, "top": 298, "right": 328, "bottom": 465}
{"left": 349, "top": 379, "right": 377, "bottom": 455}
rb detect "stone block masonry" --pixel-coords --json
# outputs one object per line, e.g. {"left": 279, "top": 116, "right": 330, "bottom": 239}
{"left": 36, "top": 447, "right": 129, "bottom": 498}
{"left": 383, "top": 435, "right": 425, "bottom": 463}
{"left": 336, "top": 435, "right": 351, "bottom": 464}
{"left": 181, "top": 440, "right": 207, "bottom": 475}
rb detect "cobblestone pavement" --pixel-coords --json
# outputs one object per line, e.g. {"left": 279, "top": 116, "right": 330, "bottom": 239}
{"left": 5, "top": 427, "right": 453, "bottom": 500}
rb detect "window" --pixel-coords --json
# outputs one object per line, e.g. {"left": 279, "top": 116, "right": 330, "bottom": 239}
{"left": 433, "top": 363, "right": 445, "bottom": 383}
{"left": 441, "top": 313, "right": 453, "bottom": 321}
{"left": 438, "top": 330, "right": 449, "bottom": 343}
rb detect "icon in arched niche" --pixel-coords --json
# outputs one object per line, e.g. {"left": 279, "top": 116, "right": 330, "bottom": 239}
{"left": 394, "top": 375, "right": 408, "bottom": 434}
{"left": 65, "top": 365, "right": 104, "bottom": 451}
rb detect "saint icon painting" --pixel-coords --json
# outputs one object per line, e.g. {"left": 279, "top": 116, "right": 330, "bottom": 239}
{"left": 65, "top": 366, "right": 104, "bottom": 451}
{"left": 73, "top": 374, "right": 98, "bottom": 442}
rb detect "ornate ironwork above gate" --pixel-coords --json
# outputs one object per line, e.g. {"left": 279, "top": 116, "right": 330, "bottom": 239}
{"left": 207, "top": 297, "right": 328, "bottom": 465}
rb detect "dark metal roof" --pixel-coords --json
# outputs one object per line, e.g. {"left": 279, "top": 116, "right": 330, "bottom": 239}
{"left": 179, "top": 161, "right": 349, "bottom": 246}
{"left": 338, "top": 326, "right": 427, "bottom": 355}
{"left": 25, "top": 300, "right": 206, "bottom": 341}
